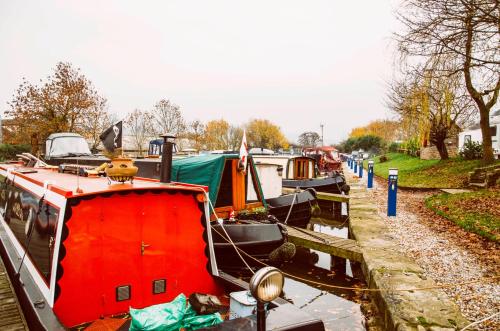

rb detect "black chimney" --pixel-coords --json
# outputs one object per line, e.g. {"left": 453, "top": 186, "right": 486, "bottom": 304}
{"left": 160, "top": 134, "right": 176, "bottom": 183}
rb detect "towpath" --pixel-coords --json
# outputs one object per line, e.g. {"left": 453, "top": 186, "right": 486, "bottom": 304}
{"left": 354, "top": 171, "right": 500, "bottom": 330}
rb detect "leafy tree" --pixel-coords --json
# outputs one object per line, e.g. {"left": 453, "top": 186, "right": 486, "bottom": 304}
{"left": 396, "top": 0, "right": 500, "bottom": 163}
{"left": 387, "top": 61, "right": 476, "bottom": 159}
{"left": 150, "top": 99, "right": 186, "bottom": 137}
{"left": 125, "top": 109, "right": 153, "bottom": 156}
{"left": 338, "top": 135, "right": 384, "bottom": 154}
{"left": 246, "top": 119, "right": 288, "bottom": 150}
{"left": 298, "top": 131, "right": 321, "bottom": 148}
{"left": 349, "top": 120, "right": 401, "bottom": 142}
{"left": 6, "top": 62, "right": 102, "bottom": 153}
{"left": 204, "top": 119, "right": 230, "bottom": 150}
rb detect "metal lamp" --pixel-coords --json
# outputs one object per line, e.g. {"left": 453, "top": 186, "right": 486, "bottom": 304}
{"left": 249, "top": 267, "right": 284, "bottom": 331}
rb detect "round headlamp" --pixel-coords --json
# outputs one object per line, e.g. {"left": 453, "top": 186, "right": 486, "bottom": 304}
{"left": 249, "top": 267, "right": 284, "bottom": 303}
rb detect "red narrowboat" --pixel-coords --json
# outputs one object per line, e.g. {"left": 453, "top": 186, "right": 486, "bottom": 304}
{"left": 0, "top": 161, "right": 324, "bottom": 330}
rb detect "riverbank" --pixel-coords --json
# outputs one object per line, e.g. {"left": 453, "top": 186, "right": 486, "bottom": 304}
{"left": 368, "top": 175, "right": 500, "bottom": 330}
{"left": 365, "top": 153, "right": 487, "bottom": 188}
{"left": 345, "top": 167, "right": 471, "bottom": 330}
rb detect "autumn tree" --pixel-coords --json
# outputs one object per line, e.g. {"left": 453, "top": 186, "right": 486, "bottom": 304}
{"left": 6, "top": 62, "right": 102, "bottom": 153}
{"left": 150, "top": 99, "right": 186, "bottom": 137}
{"left": 298, "top": 131, "right": 321, "bottom": 148}
{"left": 396, "top": 0, "right": 500, "bottom": 163}
{"left": 349, "top": 120, "right": 402, "bottom": 142}
{"left": 387, "top": 61, "right": 476, "bottom": 159}
{"left": 245, "top": 119, "right": 288, "bottom": 150}
{"left": 125, "top": 109, "right": 153, "bottom": 156}
{"left": 204, "top": 119, "right": 230, "bottom": 150}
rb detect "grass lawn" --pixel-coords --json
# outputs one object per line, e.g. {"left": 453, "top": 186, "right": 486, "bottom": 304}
{"left": 364, "top": 153, "right": 487, "bottom": 188}
{"left": 425, "top": 190, "right": 500, "bottom": 242}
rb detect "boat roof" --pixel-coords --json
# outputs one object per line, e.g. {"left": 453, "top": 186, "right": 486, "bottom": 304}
{"left": 0, "top": 164, "right": 207, "bottom": 199}
{"left": 172, "top": 154, "right": 260, "bottom": 203}
{"left": 46, "top": 132, "right": 85, "bottom": 140}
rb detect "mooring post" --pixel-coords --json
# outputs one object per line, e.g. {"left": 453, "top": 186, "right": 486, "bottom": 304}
{"left": 359, "top": 159, "right": 363, "bottom": 178}
{"left": 387, "top": 168, "right": 398, "bottom": 216}
{"left": 350, "top": 157, "right": 354, "bottom": 170}
{"left": 330, "top": 255, "right": 346, "bottom": 275}
{"left": 367, "top": 160, "right": 374, "bottom": 188}
{"left": 353, "top": 159, "right": 358, "bottom": 173}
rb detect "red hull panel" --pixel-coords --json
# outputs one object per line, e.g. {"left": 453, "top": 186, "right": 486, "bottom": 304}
{"left": 53, "top": 191, "right": 222, "bottom": 327}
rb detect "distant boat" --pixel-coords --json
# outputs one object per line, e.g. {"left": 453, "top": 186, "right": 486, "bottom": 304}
{"left": 253, "top": 161, "right": 317, "bottom": 228}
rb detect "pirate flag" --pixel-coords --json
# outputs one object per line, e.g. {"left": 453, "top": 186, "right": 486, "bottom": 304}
{"left": 99, "top": 121, "right": 122, "bottom": 152}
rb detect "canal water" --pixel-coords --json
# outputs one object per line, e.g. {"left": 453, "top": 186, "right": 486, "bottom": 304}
{"left": 279, "top": 218, "right": 368, "bottom": 331}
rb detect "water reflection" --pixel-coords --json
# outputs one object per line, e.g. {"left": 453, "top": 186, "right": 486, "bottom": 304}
{"left": 278, "top": 217, "right": 367, "bottom": 330}
{"left": 283, "top": 277, "right": 365, "bottom": 331}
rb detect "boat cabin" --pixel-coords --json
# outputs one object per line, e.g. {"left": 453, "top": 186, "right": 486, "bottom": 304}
{"left": 0, "top": 163, "right": 221, "bottom": 329}
{"left": 286, "top": 156, "right": 316, "bottom": 180}
{"left": 171, "top": 154, "right": 265, "bottom": 219}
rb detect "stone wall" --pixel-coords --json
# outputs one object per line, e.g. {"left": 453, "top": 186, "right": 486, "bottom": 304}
{"left": 420, "top": 144, "right": 458, "bottom": 160}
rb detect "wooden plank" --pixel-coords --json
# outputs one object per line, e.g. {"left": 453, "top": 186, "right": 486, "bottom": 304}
{"left": 282, "top": 187, "right": 350, "bottom": 202}
{"left": 285, "top": 225, "right": 362, "bottom": 262}
{"left": 0, "top": 259, "right": 28, "bottom": 330}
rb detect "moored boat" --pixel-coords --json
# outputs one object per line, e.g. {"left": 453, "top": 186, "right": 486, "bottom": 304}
{"left": 252, "top": 161, "right": 317, "bottom": 228}
{"left": 171, "top": 154, "right": 292, "bottom": 268}
{"left": 0, "top": 158, "right": 323, "bottom": 330}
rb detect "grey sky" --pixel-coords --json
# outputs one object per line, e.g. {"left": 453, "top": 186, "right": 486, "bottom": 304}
{"left": 0, "top": 0, "right": 401, "bottom": 144}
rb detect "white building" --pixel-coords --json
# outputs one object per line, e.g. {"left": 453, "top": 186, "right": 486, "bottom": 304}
{"left": 458, "top": 109, "right": 500, "bottom": 158}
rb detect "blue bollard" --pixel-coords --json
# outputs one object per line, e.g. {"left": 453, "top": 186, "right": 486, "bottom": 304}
{"left": 350, "top": 157, "right": 353, "bottom": 170}
{"left": 353, "top": 159, "right": 358, "bottom": 173}
{"left": 367, "top": 160, "right": 374, "bottom": 188}
{"left": 347, "top": 158, "right": 351, "bottom": 168}
{"left": 359, "top": 160, "right": 363, "bottom": 178}
{"left": 387, "top": 168, "right": 398, "bottom": 216}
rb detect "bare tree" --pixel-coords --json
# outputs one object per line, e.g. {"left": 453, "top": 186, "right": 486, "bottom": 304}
{"left": 125, "top": 109, "right": 153, "bottom": 156}
{"left": 186, "top": 120, "right": 206, "bottom": 151}
{"left": 396, "top": 0, "right": 500, "bottom": 163}
{"left": 150, "top": 99, "right": 186, "bottom": 137}
{"left": 298, "top": 131, "right": 321, "bottom": 148}
{"left": 77, "top": 97, "right": 116, "bottom": 152}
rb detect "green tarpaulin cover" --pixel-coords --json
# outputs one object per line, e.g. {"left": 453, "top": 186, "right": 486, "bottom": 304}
{"left": 171, "top": 154, "right": 265, "bottom": 208}
{"left": 129, "top": 294, "right": 223, "bottom": 331}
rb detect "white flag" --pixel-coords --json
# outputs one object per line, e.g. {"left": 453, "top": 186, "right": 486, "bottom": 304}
{"left": 239, "top": 130, "right": 248, "bottom": 173}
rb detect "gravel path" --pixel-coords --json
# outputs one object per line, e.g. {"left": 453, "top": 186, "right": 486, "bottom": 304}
{"left": 355, "top": 174, "right": 499, "bottom": 330}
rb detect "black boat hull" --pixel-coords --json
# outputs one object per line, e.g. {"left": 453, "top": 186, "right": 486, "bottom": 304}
{"left": 210, "top": 222, "right": 285, "bottom": 269}
{"left": 266, "top": 191, "right": 316, "bottom": 228}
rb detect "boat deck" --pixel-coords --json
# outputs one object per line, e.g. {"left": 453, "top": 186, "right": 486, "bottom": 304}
{"left": 0, "top": 259, "right": 28, "bottom": 331}
{"left": 0, "top": 165, "right": 206, "bottom": 198}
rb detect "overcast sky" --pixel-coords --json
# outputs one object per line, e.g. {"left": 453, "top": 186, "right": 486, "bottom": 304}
{"left": 0, "top": 0, "right": 401, "bottom": 144}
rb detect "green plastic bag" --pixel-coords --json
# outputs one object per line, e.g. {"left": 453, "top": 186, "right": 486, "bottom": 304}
{"left": 129, "top": 294, "right": 223, "bottom": 331}
{"left": 129, "top": 294, "right": 187, "bottom": 331}
{"left": 182, "top": 306, "right": 223, "bottom": 331}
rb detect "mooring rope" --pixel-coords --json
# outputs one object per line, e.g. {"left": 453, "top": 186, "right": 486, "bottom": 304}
{"left": 209, "top": 225, "right": 500, "bottom": 293}
{"left": 206, "top": 193, "right": 255, "bottom": 275}
{"left": 459, "top": 311, "right": 500, "bottom": 330}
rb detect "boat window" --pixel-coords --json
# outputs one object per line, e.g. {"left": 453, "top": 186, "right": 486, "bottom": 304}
{"left": 215, "top": 162, "right": 233, "bottom": 208}
{"left": 0, "top": 175, "right": 58, "bottom": 285}
{"left": 294, "top": 158, "right": 310, "bottom": 179}
{"left": 49, "top": 136, "right": 92, "bottom": 158}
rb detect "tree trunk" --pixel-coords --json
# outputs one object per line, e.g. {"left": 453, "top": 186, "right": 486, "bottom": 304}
{"left": 478, "top": 105, "right": 495, "bottom": 163}
{"left": 435, "top": 139, "right": 449, "bottom": 160}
